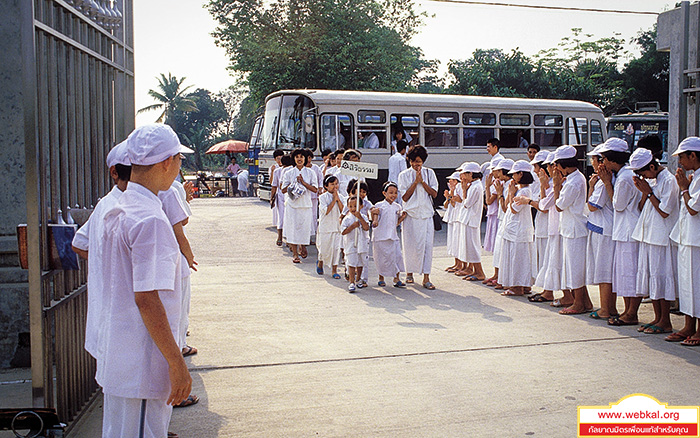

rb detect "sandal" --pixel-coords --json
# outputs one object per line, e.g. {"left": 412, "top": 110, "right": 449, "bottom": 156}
{"left": 377, "top": 280, "right": 387, "bottom": 287}
{"left": 559, "top": 307, "right": 588, "bottom": 315}
{"left": 168, "top": 433, "right": 179, "bottom": 438}
{"left": 174, "top": 394, "right": 199, "bottom": 408}
{"left": 182, "top": 345, "right": 197, "bottom": 357}
{"left": 332, "top": 273, "right": 341, "bottom": 279}
{"left": 494, "top": 284, "right": 504, "bottom": 290}
{"left": 550, "top": 299, "right": 572, "bottom": 308}
{"left": 292, "top": 258, "right": 300, "bottom": 264}
{"left": 643, "top": 325, "right": 672, "bottom": 335}
{"left": 464, "top": 275, "right": 483, "bottom": 281}
{"left": 405, "top": 275, "right": 414, "bottom": 284}
{"left": 637, "top": 323, "right": 655, "bottom": 333}
{"left": 529, "top": 294, "right": 553, "bottom": 303}
{"left": 607, "top": 316, "right": 639, "bottom": 326}
{"left": 680, "top": 337, "right": 700, "bottom": 347}
{"left": 423, "top": 282, "right": 436, "bottom": 290}
{"left": 276, "top": 240, "right": 283, "bottom": 247}
{"left": 316, "top": 264, "right": 324, "bottom": 275}
{"left": 501, "top": 289, "right": 523, "bottom": 296}
{"left": 665, "top": 332, "right": 689, "bottom": 342}
{"left": 393, "top": 280, "right": 406, "bottom": 288}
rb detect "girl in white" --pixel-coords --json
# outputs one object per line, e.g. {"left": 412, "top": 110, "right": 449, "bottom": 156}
{"left": 443, "top": 173, "right": 461, "bottom": 273}
{"left": 345, "top": 179, "right": 373, "bottom": 287}
{"left": 598, "top": 138, "right": 642, "bottom": 326}
{"left": 342, "top": 196, "right": 370, "bottom": 292}
{"left": 487, "top": 158, "right": 514, "bottom": 289}
{"left": 270, "top": 149, "right": 284, "bottom": 230}
{"left": 316, "top": 174, "right": 345, "bottom": 279}
{"left": 457, "top": 162, "right": 486, "bottom": 281}
{"left": 585, "top": 145, "right": 617, "bottom": 320}
{"left": 530, "top": 151, "right": 550, "bottom": 275}
{"left": 452, "top": 165, "right": 469, "bottom": 277}
{"left": 499, "top": 160, "right": 536, "bottom": 296}
{"left": 398, "top": 145, "right": 439, "bottom": 290}
{"left": 282, "top": 148, "right": 318, "bottom": 263}
{"left": 629, "top": 148, "right": 679, "bottom": 334}
{"left": 305, "top": 149, "right": 324, "bottom": 240}
{"left": 668, "top": 137, "right": 700, "bottom": 345}
{"left": 483, "top": 161, "right": 501, "bottom": 254}
{"left": 371, "top": 182, "right": 408, "bottom": 287}
{"left": 270, "top": 154, "right": 292, "bottom": 246}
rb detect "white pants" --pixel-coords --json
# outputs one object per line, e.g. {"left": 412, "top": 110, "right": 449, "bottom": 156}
{"left": 103, "top": 394, "right": 172, "bottom": 438}
{"left": 401, "top": 215, "right": 434, "bottom": 275}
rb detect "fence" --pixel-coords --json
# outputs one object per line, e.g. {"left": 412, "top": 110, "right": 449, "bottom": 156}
{"left": 20, "top": 0, "right": 135, "bottom": 429}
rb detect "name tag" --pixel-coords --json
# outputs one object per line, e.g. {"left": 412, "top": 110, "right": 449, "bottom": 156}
{"left": 340, "top": 161, "right": 378, "bottom": 179}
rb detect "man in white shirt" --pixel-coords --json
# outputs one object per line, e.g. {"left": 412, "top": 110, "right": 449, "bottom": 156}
{"left": 388, "top": 140, "right": 408, "bottom": 184}
{"left": 487, "top": 138, "right": 504, "bottom": 163}
{"left": 98, "top": 124, "right": 193, "bottom": 438}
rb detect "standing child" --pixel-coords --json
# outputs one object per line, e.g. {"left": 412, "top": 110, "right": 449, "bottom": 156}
{"left": 482, "top": 158, "right": 502, "bottom": 285}
{"left": 282, "top": 148, "right": 318, "bottom": 263}
{"left": 342, "top": 196, "right": 370, "bottom": 292}
{"left": 444, "top": 173, "right": 461, "bottom": 272}
{"left": 346, "top": 179, "right": 374, "bottom": 287}
{"left": 629, "top": 148, "right": 679, "bottom": 334}
{"left": 458, "top": 162, "right": 486, "bottom": 281}
{"left": 305, "top": 149, "right": 324, "bottom": 242}
{"left": 316, "top": 175, "right": 345, "bottom": 279}
{"left": 487, "top": 158, "right": 514, "bottom": 289}
{"left": 269, "top": 149, "right": 285, "bottom": 228}
{"left": 271, "top": 154, "right": 292, "bottom": 246}
{"left": 529, "top": 151, "right": 550, "bottom": 274}
{"left": 370, "top": 182, "right": 408, "bottom": 287}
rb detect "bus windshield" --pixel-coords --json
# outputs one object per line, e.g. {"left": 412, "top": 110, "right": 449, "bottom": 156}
{"left": 261, "top": 94, "right": 316, "bottom": 151}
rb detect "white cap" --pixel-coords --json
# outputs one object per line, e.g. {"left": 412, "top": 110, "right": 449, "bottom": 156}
{"left": 508, "top": 159, "right": 534, "bottom": 174}
{"left": 672, "top": 136, "right": 700, "bottom": 156}
{"left": 628, "top": 148, "right": 653, "bottom": 170}
{"left": 598, "top": 137, "right": 629, "bottom": 154}
{"left": 106, "top": 141, "right": 130, "bottom": 167}
{"left": 488, "top": 157, "right": 503, "bottom": 170}
{"left": 493, "top": 158, "right": 514, "bottom": 172}
{"left": 554, "top": 145, "right": 577, "bottom": 161}
{"left": 587, "top": 143, "right": 605, "bottom": 157}
{"left": 530, "top": 150, "right": 549, "bottom": 164}
{"left": 480, "top": 162, "right": 490, "bottom": 174}
{"left": 447, "top": 172, "right": 460, "bottom": 180}
{"left": 460, "top": 162, "right": 481, "bottom": 174}
{"left": 126, "top": 124, "right": 194, "bottom": 166}
{"left": 543, "top": 152, "right": 556, "bottom": 165}
{"left": 456, "top": 161, "right": 468, "bottom": 172}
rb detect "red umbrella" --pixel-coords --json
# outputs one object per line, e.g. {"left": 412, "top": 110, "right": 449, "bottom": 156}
{"left": 205, "top": 139, "right": 249, "bottom": 154}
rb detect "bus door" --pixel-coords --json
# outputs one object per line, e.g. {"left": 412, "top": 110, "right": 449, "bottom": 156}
{"left": 320, "top": 114, "right": 353, "bottom": 151}
{"left": 391, "top": 114, "right": 420, "bottom": 150}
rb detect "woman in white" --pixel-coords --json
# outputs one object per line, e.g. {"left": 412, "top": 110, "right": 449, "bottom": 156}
{"left": 282, "top": 148, "right": 318, "bottom": 263}
{"left": 398, "top": 145, "right": 439, "bottom": 290}
{"left": 482, "top": 160, "right": 501, "bottom": 254}
{"left": 271, "top": 155, "right": 292, "bottom": 246}
{"left": 598, "top": 138, "right": 642, "bottom": 326}
{"left": 370, "top": 182, "right": 407, "bottom": 287}
{"left": 316, "top": 174, "right": 345, "bottom": 279}
{"left": 585, "top": 145, "right": 617, "bottom": 320}
{"left": 668, "top": 137, "right": 700, "bottom": 345}
{"left": 629, "top": 147, "right": 679, "bottom": 334}
{"left": 443, "top": 173, "right": 461, "bottom": 273}
{"left": 499, "top": 160, "right": 536, "bottom": 296}
{"left": 458, "top": 162, "right": 486, "bottom": 282}
{"left": 487, "top": 158, "right": 514, "bottom": 289}
{"left": 305, "top": 149, "right": 324, "bottom": 241}
{"left": 529, "top": 151, "right": 550, "bottom": 274}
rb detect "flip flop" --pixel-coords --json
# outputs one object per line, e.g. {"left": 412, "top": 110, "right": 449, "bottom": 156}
{"left": 182, "top": 345, "right": 197, "bottom": 357}
{"left": 168, "top": 433, "right": 179, "bottom": 438}
{"left": 292, "top": 258, "right": 301, "bottom": 264}
{"left": 607, "top": 316, "right": 639, "bottom": 326}
{"left": 393, "top": 280, "right": 406, "bottom": 288}
{"left": 377, "top": 280, "right": 386, "bottom": 287}
{"left": 501, "top": 289, "right": 524, "bottom": 296}
{"left": 405, "top": 276, "right": 414, "bottom": 284}
{"left": 174, "top": 394, "right": 199, "bottom": 408}
{"left": 486, "top": 279, "right": 498, "bottom": 286}
{"left": 550, "top": 299, "right": 572, "bottom": 308}
{"left": 482, "top": 278, "right": 494, "bottom": 285}
{"left": 643, "top": 325, "right": 673, "bottom": 335}
{"left": 529, "top": 294, "right": 553, "bottom": 303}
{"left": 332, "top": 273, "right": 341, "bottom": 279}
{"left": 494, "top": 284, "right": 504, "bottom": 290}
{"left": 680, "top": 337, "right": 700, "bottom": 347}
{"left": 276, "top": 240, "right": 283, "bottom": 246}
{"left": 665, "top": 332, "right": 689, "bottom": 342}
{"left": 559, "top": 307, "right": 588, "bottom": 315}
{"left": 316, "top": 264, "right": 324, "bottom": 275}
{"left": 637, "top": 323, "right": 655, "bottom": 332}
{"left": 423, "top": 282, "right": 436, "bottom": 290}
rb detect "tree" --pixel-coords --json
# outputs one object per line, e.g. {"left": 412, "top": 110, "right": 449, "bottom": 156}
{"left": 623, "top": 25, "right": 669, "bottom": 111}
{"left": 137, "top": 73, "right": 198, "bottom": 129}
{"left": 206, "top": 0, "right": 428, "bottom": 105}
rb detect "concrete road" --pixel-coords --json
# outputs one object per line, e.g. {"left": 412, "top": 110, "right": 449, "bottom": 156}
{"left": 65, "top": 197, "right": 699, "bottom": 437}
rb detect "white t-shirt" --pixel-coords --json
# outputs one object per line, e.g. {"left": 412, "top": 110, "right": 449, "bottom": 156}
{"left": 96, "top": 183, "right": 182, "bottom": 400}
{"left": 363, "top": 132, "right": 380, "bottom": 149}
{"left": 631, "top": 168, "right": 679, "bottom": 246}
{"left": 158, "top": 181, "right": 191, "bottom": 279}
{"left": 398, "top": 167, "right": 438, "bottom": 219}
{"left": 372, "top": 200, "right": 402, "bottom": 241}
{"left": 388, "top": 152, "right": 408, "bottom": 184}
{"left": 272, "top": 166, "right": 289, "bottom": 204}
{"left": 670, "top": 168, "right": 700, "bottom": 247}
{"left": 503, "top": 186, "right": 534, "bottom": 242}
{"left": 309, "top": 164, "right": 323, "bottom": 199}
{"left": 612, "top": 166, "right": 642, "bottom": 242}
{"left": 538, "top": 184, "right": 560, "bottom": 237}
{"left": 460, "top": 180, "right": 484, "bottom": 228}
{"left": 317, "top": 191, "right": 345, "bottom": 234}
{"left": 283, "top": 166, "right": 317, "bottom": 209}
{"left": 587, "top": 179, "right": 614, "bottom": 237}
{"left": 555, "top": 170, "right": 588, "bottom": 239}
{"left": 237, "top": 169, "right": 250, "bottom": 191}
{"left": 72, "top": 185, "right": 123, "bottom": 360}
{"left": 341, "top": 212, "right": 370, "bottom": 254}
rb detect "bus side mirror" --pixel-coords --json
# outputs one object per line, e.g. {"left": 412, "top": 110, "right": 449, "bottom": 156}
{"left": 304, "top": 114, "right": 315, "bottom": 134}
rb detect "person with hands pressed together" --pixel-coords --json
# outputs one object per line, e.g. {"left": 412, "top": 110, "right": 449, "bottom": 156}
{"left": 486, "top": 158, "right": 514, "bottom": 289}
{"left": 371, "top": 182, "right": 408, "bottom": 287}
{"left": 342, "top": 196, "right": 371, "bottom": 292}
{"left": 282, "top": 148, "right": 319, "bottom": 263}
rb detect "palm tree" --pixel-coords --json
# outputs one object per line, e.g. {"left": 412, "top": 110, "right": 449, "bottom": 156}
{"left": 137, "top": 73, "right": 198, "bottom": 129}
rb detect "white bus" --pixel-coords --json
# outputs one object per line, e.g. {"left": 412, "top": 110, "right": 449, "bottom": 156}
{"left": 256, "top": 89, "right": 606, "bottom": 202}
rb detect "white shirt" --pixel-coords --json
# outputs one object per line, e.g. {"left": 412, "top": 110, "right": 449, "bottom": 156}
{"left": 283, "top": 166, "right": 317, "bottom": 208}
{"left": 72, "top": 185, "right": 123, "bottom": 360}
{"left": 272, "top": 166, "right": 288, "bottom": 204}
{"left": 632, "top": 168, "right": 679, "bottom": 246}
{"left": 486, "top": 183, "right": 499, "bottom": 216}
{"left": 237, "top": 169, "right": 250, "bottom": 191}
{"left": 460, "top": 180, "right": 484, "bottom": 228}
{"left": 503, "top": 186, "right": 534, "bottom": 242}
{"left": 309, "top": 164, "right": 323, "bottom": 199}
{"left": 341, "top": 212, "right": 370, "bottom": 254}
{"left": 158, "top": 181, "right": 191, "bottom": 279}
{"left": 317, "top": 191, "right": 345, "bottom": 234}
{"left": 363, "top": 132, "right": 380, "bottom": 149}
{"left": 612, "top": 166, "right": 642, "bottom": 242}
{"left": 555, "top": 170, "right": 588, "bottom": 239}
{"left": 587, "top": 179, "right": 614, "bottom": 237}
{"left": 538, "top": 183, "right": 560, "bottom": 237}
{"left": 96, "top": 183, "right": 182, "bottom": 400}
{"left": 670, "top": 168, "right": 700, "bottom": 247}
{"left": 388, "top": 152, "right": 407, "bottom": 184}
{"left": 372, "top": 200, "right": 402, "bottom": 241}
{"left": 398, "top": 167, "right": 438, "bottom": 219}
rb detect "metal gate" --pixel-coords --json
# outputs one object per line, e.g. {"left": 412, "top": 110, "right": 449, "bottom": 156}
{"left": 20, "top": 0, "right": 134, "bottom": 429}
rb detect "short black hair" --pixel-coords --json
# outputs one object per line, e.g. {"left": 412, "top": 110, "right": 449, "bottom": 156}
{"left": 383, "top": 181, "right": 398, "bottom": 191}
{"left": 115, "top": 164, "right": 131, "bottom": 181}
{"left": 347, "top": 178, "right": 369, "bottom": 195}
{"left": 517, "top": 171, "right": 534, "bottom": 185}
{"left": 281, "top": 155, "right": 293, "bottom": 166}
{"left": 343, "top": 149, "right": 360, "bottom": 161}
{"left": 637, "top": 135, "right": 663, "bottom": 160}
{"left": 291, "top": 148, "right": 308, "bottom": 164}
{"left": 528, "top": 143, "right": 540, "bottom": 152}
{"left": 601, "top": 150, "right": 630, "bottom": 165}
{"left": 487, "top": 138, "right": 500, "bottom": 149}
{"left": 321, "top": 148, "right": 332, "bottom": 158}
{"left": 556, "top": 157, "right": 579, "bottom": 169}
{"left": 470, "top": 172, "right": 483, "bottom": 180}
{"left": 302, "top": 148, "right": 314, "bottom": 158}
{"left": 273, "top": 149, "right": 285, "bottom": 158}
{"left": 407, "top": 145, "right": 428, "bottom": 162}
{"left": 323, "top": 174, "right": 338, "bottom": 188}
{"left": 396, "top": 140, "right": 408, "bottom": 154}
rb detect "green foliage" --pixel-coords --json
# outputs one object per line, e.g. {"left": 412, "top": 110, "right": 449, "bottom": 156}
{"left": 137, "top": 73, "right": 198, "bottom": 128}
{"left": 623, "top": 25, "right": 669, "bottom": 111}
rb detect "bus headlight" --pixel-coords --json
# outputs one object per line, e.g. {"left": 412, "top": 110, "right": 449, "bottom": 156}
{"left": 257, "top": 174, "right": 265, "bottom": 184}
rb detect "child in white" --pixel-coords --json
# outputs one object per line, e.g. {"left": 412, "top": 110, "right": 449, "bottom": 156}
{"left": 342, "top": 196, "right": 370, "bottom": 292}
{"left": 370, "top": 182, "right": 407, "bottom": 287}
{"left": 629, "top": 148, "right": 679, "bottom": 334}
{"left": 316, "top": 174, "right": 345, "bottom": 278}
{"left": 488, "top": 158, "right": 514, "bottom": 289}
{"left": 444, "top": 173, "right": 461, "bottom": 272}
{"left": 533, "top": 154, "right": 563, "bottom": 303}
{"left": 344, "top": 179, "right": 373, "bottom": 286}
{"left": 457, "top": 162, "right": 486, "bottom": 281}
{"left": 270, "top": 155, "right": 292, "bottom": 246}
{"left": 483, "top": 160, "right": 501, "bottom": 254}
{"left": 530, "top": 151, "right": 550, "bottom": 273}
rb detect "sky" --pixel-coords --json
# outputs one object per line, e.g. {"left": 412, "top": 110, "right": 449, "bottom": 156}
{"left": 133, "top": 0, "right": 671, "bottom": 127}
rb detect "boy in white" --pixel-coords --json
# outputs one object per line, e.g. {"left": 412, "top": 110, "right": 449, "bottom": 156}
{"left": 629, "top": 147, "right": 679, "bottom": 334}
{"left": 598, "top": 138, "right": 643, "bottom": 326}
{"left": 98, "top": 124, "right": 192, "bottom": 438}
{"left": 457, "top": 162, "right": 486, "bottom": 281}
{"left": 443, "top": 173, "right": 461, "bottom": 272}
{"left": 398, "top": 146, "right": 439, "bottom": 290}
{"left": 316, "top": 174, "right": 345, "bottom": 278}
{"left": 371, "top": 182, "right": 407, "bottom": 287}
{"left": 282, "top": 148, "right": 318, "bottom": 263}
{"left": 552, "top": 145, "right": 593, "bottom": 315}
{"left": 668, "top": 137, "right": 700, "bottom": 345}
{"left": 342, "top": 196, "right": 370, "bottom": 292}
{"left": 72, "top": 141, "right": 130, "bottom": 360}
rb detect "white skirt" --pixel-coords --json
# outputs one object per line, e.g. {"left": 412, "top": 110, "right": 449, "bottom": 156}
{"left": 310, "top": 198, "right": 318, "bottom": 236}
{"left": 586, "top": 231, "right": 613, "bottom": 285}
{"left": 346, "top": 251, "right": 368, "bottom": 268}
{"left": 317, "top": 231, "right": 341, "bottom": 266}
{"left": 678, "top": 244, "right": 700, "bottom": 318}
{"left": 637, "top": 242, "right": 677, "bottom": 301}
{"left": 492, "top": 232, "right": 504, "bottom": 269}
{"left": 464, "top": 225, "right": 481, "bottom": 263}
{"left": 535, "top": 234, "right": 562, "bottom": 291}
{"left": 275, "top": 194, "right": 285, "bottom": 230}
{"left": 499, "top": 239, "right": 536, "bottom": 288}
{"left": 401, "top": 215, "right": 434, "bottom": 275}
{"left": 483, "top": 215, "right": 498, "bottom": 253}
{"left": 535, "top": 236, "right": 547, "bottom": 274}
{"left": 284, "top": 206, "right": 312, "bottom": 245}
{"left": 373, "top": 239, "right": 405, "bottom": 277}
{"left": 446, "top": 222, "right": 456, "bottom": 257}
{"left": 612, "top": 240, "right": 640, "bottom": 297}
{"left": 561, "top": 236, "right": 587, "bottom": 290}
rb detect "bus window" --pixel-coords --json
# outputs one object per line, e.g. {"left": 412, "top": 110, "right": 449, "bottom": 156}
{"left": 533, "top": 114, "right": 563, "bottom": 147}
{"left": 357, "top": 128, "right": 386, "bottom": 149}
{"left": 278, "top": 95, "right": 315, "bottom": 149}
{"left": 463, "top": 112, "right": 496, "bottom": 125}
{"left": 261, "top": 96, "right": 281, "bottom": 151}
{"left": 567, "top": 117, "right": 588, "bottom": 145}
{"left": 321, "top": 114, "right": 353, "bottom": 151}
{"left": 500, "top": 128, "right": 531, "bottom": 148}
{"left": 500, "top": 113, "right": 530, "bottom": 126}
{"left": 463, "top": 128, "right": 495, "bottom": 146}
{"left": 358, "top": 110, "right": 386, "bottom": 124}
{"left": 391, "top": 114, "right": 419, "bottom": 147}
{"left": 425, "top": 127, "right": 458, "bottom": 147}
{"left": 590, "top": 120, "right": 604, "bottom": 145}
{"left": 424, "top": 111, "right": 458, "bottom": 125}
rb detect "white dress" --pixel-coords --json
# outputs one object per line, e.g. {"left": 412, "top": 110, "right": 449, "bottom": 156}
{"left": 372, "top": 200, "right": 405, "bottom": 277}
{"left": 586, "top": 179, "right": 614, "bottom": 285}
{"left": 611, "top": 166, "right": 643, "bottom": 297}
{"left": 555, "top": 170, "right": 588, "bottom": 290}
{"left": 317, "top": 191, "right": 344, "bottom": 267}
{"left": 282, "top": 166, "right": 318, "bottom": 245}
{"left": 483, "top": 183, "right": 499, "bottom": 253}
{"left": 459, "top": 180, "right": 484, "bottom": 263}
{"left": 492, "top": 180, "right": 511, "bottom": 269}
{"left": 670, "top": 168, "right": 700, "bottom": 317}
{"left": 500, "top": 186, "right": 536, "bottom": 287}
{"left": 535, "top": 182, "right": 562, "bottom": 291}
{"left": 398, "top": 167, "right": 438, "bottom": 275}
